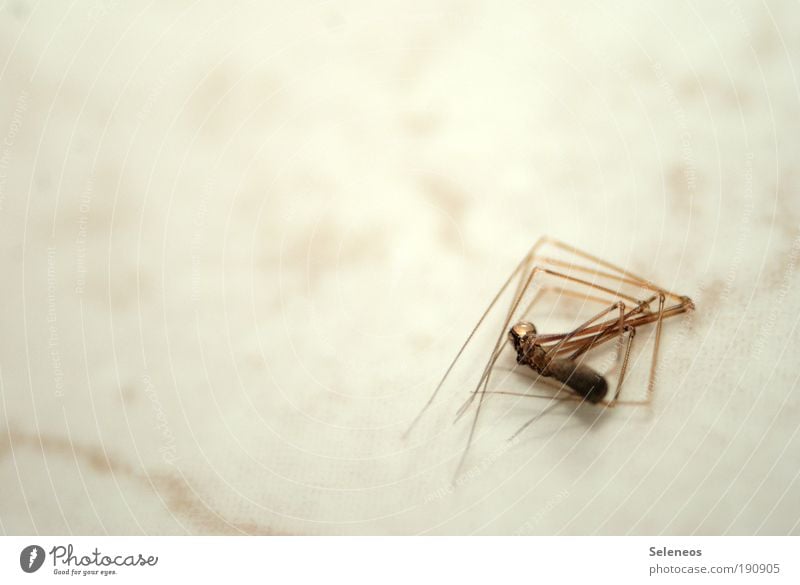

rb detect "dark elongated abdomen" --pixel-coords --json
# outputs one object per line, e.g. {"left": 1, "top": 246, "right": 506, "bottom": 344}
{"left": 544, "top": 358, "right": 608, "bottom": 403}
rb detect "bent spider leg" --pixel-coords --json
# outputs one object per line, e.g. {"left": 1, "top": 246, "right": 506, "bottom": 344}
{"left": 454, "top": 260, "right": 550, "bottom": 477}
{"left": 508, "top": 398, "right": 572, "bottom": 441}
{"left": 561, "top": 298, "right": 653, "bottom": 363}
{"left": 402, "top": 238, "right": 545, "bottom": 437}
{"left": 413, "top": 235, "right": 695, "bottom": 480}
{"left": 457, "top": 284, "right": 626, "bottom": 405}
{"left": 534, "top": 255, "right": 686, "bottom": 304}
{"left": 648, "top": 293, "right": 667, "bottom": 396}
{"left": 498, "top": 302, "right": 627, "bottom": 442}
{"left": 452, "top": 284, "right": 583, "bottom": 423}
{"left": 456, "top": 267, "right": 657, "bottom": 477}
{"left": 542, "top": 300, "right": 627, "bottom": 369}
{"left": 609, "top": 325, "right": 636, "bottom": 406}
{"left": 536, "top": 238, "right": 687, "bottom": 302}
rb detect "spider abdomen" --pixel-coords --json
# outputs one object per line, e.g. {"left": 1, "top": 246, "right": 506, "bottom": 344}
{"left": 543, "top": 358, "right": 608, "bottom": 404}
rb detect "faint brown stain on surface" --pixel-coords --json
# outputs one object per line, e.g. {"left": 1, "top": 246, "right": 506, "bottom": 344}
{"left": 697, "top": 278, "right": 725, "bottom": 308}
{"left": 243, "top": 352, "right": 266, "bottom": 371}
{"left": 760, "top": 178, "right": 800, "bottom": 245}
{"left": 395, "top": 26, "right": 442, "bottom": 90}
{"left": 9, "top": 1, "right": 29, "bottom": 18}
{"left": 150, "top": 473, "right": 278, "bottom": 536}
{"left": 5, "top": 430, "right": 136, "bottom": 476}
{"left": 111, "top": 270, "right": 152, "bottom": 311}
{"left": 321, "top": 5, "right": 346, "bottom": 30}
{"left": 753, "top": 22, "right": 780, "bottom": 57}
{"left": 422, "top": 175, "right": 466, "bottom": 219}
{"left": 283, "top": 217, "right": 387, "bottom": 289}
{"left": 410, "top": 333, "right": 434, "bottom": 351}
{"left": 677, "top": 76, "right": 750, "bottom": 109}
{"left": 757, "top": 231, "right": 800, "bottom": 292}
{"left": 188, "top": 61, "right": 283, "bottom": 141}
{"left": 120, "top": 384, "right": 137, "bottom": 405}
{"left": 665, "top": 163, "right": 704, "bottom": 218}
{"left": 51, "top": 162, "right": 137, "bottom": 239}
{"left": 2, "top": 430, "right": 281, "bottom": 535}
{"left": 403, "top": 109, "right": 441, "bottom": 136}
{"left": 421, "top": 175, "right": 466, "bottom": 250}
{"left": 82, "top": 268, "right": 152, "bottom": 311}
{"left": 394, "top": 3, "right": 472, "bottom": 91}
{"left": 188, "top": 66, "right": 239, "bottom": 139}
{"left": 629, "top": 59, "right": 659, "bottom": 83}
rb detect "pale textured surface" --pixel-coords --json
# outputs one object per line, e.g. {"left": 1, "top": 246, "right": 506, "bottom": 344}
{"left": 1, "top": 1, "right": 799, "bottom": 535}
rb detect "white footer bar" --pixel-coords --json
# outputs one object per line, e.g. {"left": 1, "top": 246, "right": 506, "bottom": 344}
{"left": 1, "top": 536, "right": 796, "bottom": 584}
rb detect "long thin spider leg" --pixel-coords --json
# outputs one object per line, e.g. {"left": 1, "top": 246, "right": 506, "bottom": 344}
{"left": 455, "top": 261, "right": 548, "bottom": 478}
{"left": 605, "top": 294, "right": 668, "bottom": 407}
{"left": 453, "top": 282, "right": 584, "bottom": 423}
{"left": 508, "top": 327, "right": 636, "bottom": 441}
{"left": 453, "top": 339, "right": 509, "bottom": 422}
{"left": 647, "top": 294, "right": 667, "bottom": 395}
{"left": 543, "top": 301, "right": 626, "bottom": 364}
{"left": 544, "top": 297, "right": 692, "bottom": 353}
{"left": 453, "top": 260, "right": 545, "bottom": 421}
{"left": 540, "top": 287, "right": 622, "bottom": 309}
{"left": 563, "top": 298, "right": 653, "bottom": 361}
{"left": 457, "top": 272, "right": 687, "bottom": 471}
{"left": 508, "top": 394, "right": 587, "bottom": 441}
{"left": 614, "top": 300, "right": 692, "bottom": 331}
{"left": 482, "top": 390, "right": 582, "bottom": 402}
{"left": 453, "top": 283, "right": 604, "bottom": 419}
{"left": 537, "top": 238, "right": 688, "bottom": 301}
{"left": 456, "top": 268, "right": 646, "bottom": 476}
{"left": 536, "top": 268, "right": 642, "bottom": 306}
{"left": 494, "top": 301, "right": 625, "bottom": 440}
{"left": 476, "top": 372, "right": 589, "bottom": 404}
{"left": 530, "top": 240, "right": 696, "bottom": 352}
{"left": 464, "top": 293, "right": 687, "bottom": 415}
{"left": 403, "top": 240, "right": 543, "bottom": 437}
{"left": 506, "top": 326, "right": 634, "bottom": 441}
{"left": 532, "top": 255, "right": 686, "bottom": 303}
{"left": 452, "top": 268, "right": 689, "bottom": 430}
{"left": 609, "top": 325, "right": 636, "bottom": 405}
{"left": 421, "top": 236, "right": 694, "bottom": 481}
{"left": 453, "top": 374, "right": 575, "bottom": 478}
{"left": 547, "top": 300, "right": 646, "bottom": 407}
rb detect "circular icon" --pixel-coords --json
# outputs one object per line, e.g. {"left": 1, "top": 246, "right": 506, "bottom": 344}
{"left": 20, "top": 545, "right": 45, "bottom": 573}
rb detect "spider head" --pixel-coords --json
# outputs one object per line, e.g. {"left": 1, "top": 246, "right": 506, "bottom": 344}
{"left": 508, "top": 321, "right": 537, "bottom": 355}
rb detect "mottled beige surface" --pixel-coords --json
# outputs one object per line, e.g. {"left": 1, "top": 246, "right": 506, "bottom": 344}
{"left": 1, "top": 1, "right": 799, "bottom": 535}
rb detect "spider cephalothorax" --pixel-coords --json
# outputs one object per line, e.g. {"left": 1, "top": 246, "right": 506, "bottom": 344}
{"left": 508, "top": 320, "right": 607, "bottom": 404}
